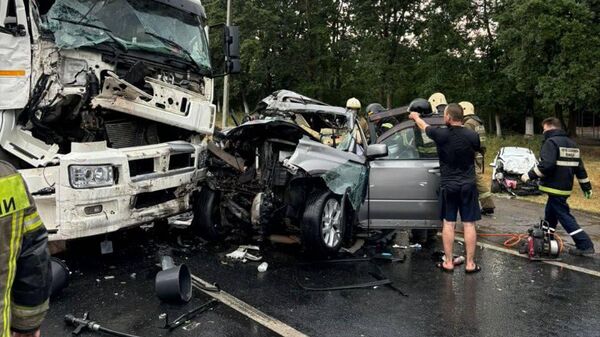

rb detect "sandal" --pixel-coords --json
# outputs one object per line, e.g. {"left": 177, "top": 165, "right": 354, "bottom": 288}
{"left": 465, "top": 264, "right": 482, "bottom": 274}
{"left": 436, "top": 262, "right": 454, "bottom": 273}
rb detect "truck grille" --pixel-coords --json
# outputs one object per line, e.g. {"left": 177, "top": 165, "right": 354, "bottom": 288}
{"left": 105, "top": 120, "right": 159, "bottom": 149}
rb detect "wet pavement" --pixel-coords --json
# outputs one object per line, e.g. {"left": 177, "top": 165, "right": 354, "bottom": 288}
{"left": 44, "top": 198, "right": 600, "bottom": 337}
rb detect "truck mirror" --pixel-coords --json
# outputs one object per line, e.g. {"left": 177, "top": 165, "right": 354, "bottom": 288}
{"left": 224, "top": 25, "right": 240, "bottom": 74}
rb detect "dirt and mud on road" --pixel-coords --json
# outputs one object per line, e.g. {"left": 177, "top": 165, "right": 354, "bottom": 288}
{"left": 44, "top": 197, "right": 599, "bottom": 337}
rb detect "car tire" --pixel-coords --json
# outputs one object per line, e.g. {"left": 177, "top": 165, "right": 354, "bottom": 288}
{"left": 302, "top": 190, "right": 345, "bottom": 257}
{"left": 491, "top": 179, "right": 501, "bottom": 193}
{"left": 191, "top": 187, "right": 223, "bottom": 241}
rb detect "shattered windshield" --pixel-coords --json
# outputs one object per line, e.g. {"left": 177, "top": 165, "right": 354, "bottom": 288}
{"left": 43, "top": 0, "right": 211, "bottom": 73}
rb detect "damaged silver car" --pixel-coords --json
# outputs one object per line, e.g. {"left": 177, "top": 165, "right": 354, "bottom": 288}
{"left": 193, "top": 90, "right": 388, "bottom": 256}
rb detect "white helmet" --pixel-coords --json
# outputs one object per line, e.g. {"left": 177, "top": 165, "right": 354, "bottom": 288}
{"left": 428, "top": 92, "right": 447, "bottom": 113}
{"left": 346, "top": 97, "right": 361, "bottom": 110}
{"left": 459, "top": 101, "right": 475, "bottom": 116}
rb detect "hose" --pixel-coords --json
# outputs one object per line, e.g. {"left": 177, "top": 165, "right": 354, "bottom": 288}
{"left": 456, "top": 231, "right": 565, "bottom": 253}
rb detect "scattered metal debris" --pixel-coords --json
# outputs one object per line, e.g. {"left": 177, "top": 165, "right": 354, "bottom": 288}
{"left": 226, "top": 245, "right": 262, "bottom": 262}
{"left": 159, "top": 299, "right": 220, "bottom": 331}
{"left": 65, "top": 313, "right": 141, "bottom": 337}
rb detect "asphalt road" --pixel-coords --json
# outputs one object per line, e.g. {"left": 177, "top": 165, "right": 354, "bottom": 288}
{"left": 44, "top": 197, "right": 600, "bottom": 337}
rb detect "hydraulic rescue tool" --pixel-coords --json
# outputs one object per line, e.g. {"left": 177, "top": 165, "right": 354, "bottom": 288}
{"left": 65, "top": 313, "right": 140, "bottom": 337}
{"left": 520, "top": 220, "right": 561, "bottom": 260}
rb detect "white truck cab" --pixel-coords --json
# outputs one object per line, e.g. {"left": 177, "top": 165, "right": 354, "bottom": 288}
{"left": 0, "top": 0, "right": 239, "bottom": 241}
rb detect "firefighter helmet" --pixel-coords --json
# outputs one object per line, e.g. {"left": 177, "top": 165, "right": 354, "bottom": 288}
{"left": 346, "top": 97, "right": 361, "bottom": 110}
{"left": 408, "top": 98, "right": 432, "bottom": 115}
{"left": 459, "top": 101, "right": 475, "bottom": 116}
{"left": 428, "top": 92, "right": 447, "bottom": 113}
{"left": 366, "top": 103, "right": 385, "bottom": 115}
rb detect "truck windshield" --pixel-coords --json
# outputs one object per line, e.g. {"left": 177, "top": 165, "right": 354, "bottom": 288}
{"left": 43, "top": 0, "right": 211, "bottom": 73}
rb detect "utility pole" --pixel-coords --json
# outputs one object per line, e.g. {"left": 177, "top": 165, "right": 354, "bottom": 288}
{"left": 222, "top": 0, "right": 232, "bottom": 129}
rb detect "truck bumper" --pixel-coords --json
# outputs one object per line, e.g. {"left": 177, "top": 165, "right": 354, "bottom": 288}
{"left": 20, "top": 141, "right": 205, "bottom": 241}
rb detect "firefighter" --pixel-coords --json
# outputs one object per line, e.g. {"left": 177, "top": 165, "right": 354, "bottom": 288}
{"left": 346, "top": 97, "right": 361, "bottom": 114}
{"left": 460, "top": 101, "right": 495, "bottom": 215}
{"left": 428, "top": 92, "right": 447, "bottom": 114}
{"left": 365, "top": 103, "right": 394, "bottom": 142}
{"left": 0, "top": 161, "right": 52, "bottom": 337}
{"left": 521, "top": 118, "right": 595, "bottom": 256}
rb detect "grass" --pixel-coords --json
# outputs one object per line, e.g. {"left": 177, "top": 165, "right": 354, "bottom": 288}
{"left": 485, "top": 135, "right": 600, "bottom": 214}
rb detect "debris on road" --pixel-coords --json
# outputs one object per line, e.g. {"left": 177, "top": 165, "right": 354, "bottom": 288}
{"left": 65, "top": 313, "right": 141, "bottom": 337}
{"left": 159, "top": 299, "right": 220, "bottom": 331}
{"left": 226, "top": 245, "right": 263, "bottom": 262}
{"left": 258, "top": 262, "right": 269, "bottom": 272}
{"left": 155, "top": 256, "right": 192, "bottom": 303}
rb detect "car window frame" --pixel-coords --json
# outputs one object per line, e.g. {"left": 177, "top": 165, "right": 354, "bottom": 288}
{"left": 375, "top": 117, "right": 444, "bottom": 161}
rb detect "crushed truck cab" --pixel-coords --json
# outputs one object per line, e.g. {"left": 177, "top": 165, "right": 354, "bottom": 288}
{"left": 0, "top": 0, "right": 235, "bottom": 241}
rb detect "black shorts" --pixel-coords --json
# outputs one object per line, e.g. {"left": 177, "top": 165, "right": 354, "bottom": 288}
{"left": 440, "top": 183, "right": 481, "bottom": 222}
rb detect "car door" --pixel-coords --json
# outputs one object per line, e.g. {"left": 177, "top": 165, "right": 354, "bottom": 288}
{"left": 359, "top": 120, "right": 441, "bottom": 229}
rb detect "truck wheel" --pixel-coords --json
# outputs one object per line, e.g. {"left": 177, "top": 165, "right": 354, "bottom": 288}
{"left": 302, "top": 191, "right": 344, "bottom": 256}
{"left": 191, "top": 187, "right": 224, "bottom": 241}
{"left": 491, "top": 179, "right": 501, "bottom": 193}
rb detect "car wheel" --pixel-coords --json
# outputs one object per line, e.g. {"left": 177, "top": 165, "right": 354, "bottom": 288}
{"left": 302, "top": 191, "right": 345, "bottom": 256}
{"left": 191, "top": 187, "right": 224, "bottom": 241}
{"left": 491, "top": 179, "right": 501, "bottom": 193}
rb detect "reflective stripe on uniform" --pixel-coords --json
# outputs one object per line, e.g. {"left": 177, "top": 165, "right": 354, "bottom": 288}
{"left": 539, "top": 185, "right": 572, "bottom": 196}
{"left": 578, "top": 178, "right": 590, "bottom": 184}
{"left": 3, "top": 210, "right": 24, "bottom": 335}
{"left": 23, "top": 211, "right": 43, "bottom": 234}
{"left": 534, "top": 166, "right": 544, "bottom": 177}
{"left": 556, "top": 160, "right": 579, "bottom": 167}
{"left": 569, "top": 229, "right": 583, "bottom": 236}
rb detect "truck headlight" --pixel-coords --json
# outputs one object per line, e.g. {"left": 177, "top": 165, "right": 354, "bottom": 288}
{"left": 69, "top": 165, "right": 115, "bottom": 189}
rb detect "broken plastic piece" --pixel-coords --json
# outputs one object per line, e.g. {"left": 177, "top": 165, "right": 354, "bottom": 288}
{"left": 257, "top": 262, "right": 268, "bottom": 272}
{"left": 226, "top": 245, "right": 262, "bottom": 262}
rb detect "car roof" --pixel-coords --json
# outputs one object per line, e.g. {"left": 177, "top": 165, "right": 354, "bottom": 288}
{"left": 256, "top": 90, "right": 351, "bottom": 118}
{"left": 375, "top": 109, "right": 445, "bottom": 143}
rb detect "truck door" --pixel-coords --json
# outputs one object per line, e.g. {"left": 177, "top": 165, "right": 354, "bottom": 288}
{"left": 360, "top": 122, "right": 441, "bottom": 228}
{"left": 0, "top": 0, "right": 31, "bottom": 109}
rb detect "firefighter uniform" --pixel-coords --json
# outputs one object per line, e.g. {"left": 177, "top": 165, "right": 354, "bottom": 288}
{"left": 461, "top": 102, "right": 495, "bottom": 213}
{"left": 525, "top": 129, "right": 594, "bottom": 252}
{"left": 0, "top": 161, "right": 51, "bottom": 336}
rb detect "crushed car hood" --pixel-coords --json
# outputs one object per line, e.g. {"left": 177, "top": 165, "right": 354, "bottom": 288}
{"left": 497, "top": 147, "right": 538, "bottom": 174}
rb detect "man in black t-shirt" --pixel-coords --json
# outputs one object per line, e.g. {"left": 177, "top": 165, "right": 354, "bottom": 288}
{"left": 409, "top": 101, "right": 482, "bottom": 273}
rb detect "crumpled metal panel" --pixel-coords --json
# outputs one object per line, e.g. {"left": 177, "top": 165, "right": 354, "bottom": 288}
{"left": 497, "top": 146, "right": 538, "bottom": 174}
{"left": 322, "top": 161, "right": 368, "bottom": 211}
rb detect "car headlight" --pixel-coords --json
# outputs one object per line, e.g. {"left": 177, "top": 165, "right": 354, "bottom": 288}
{"left": 69, "top": 165, "right": 115, "bottom": 189}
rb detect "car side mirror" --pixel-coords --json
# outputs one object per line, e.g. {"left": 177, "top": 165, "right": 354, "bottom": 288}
{"left": 366, "top": 144, "right": 388, "bottom": 159}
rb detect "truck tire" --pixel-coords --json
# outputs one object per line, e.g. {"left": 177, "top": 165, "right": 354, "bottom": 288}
{"left": 302, "top": 190, "right": 345, "bottom": 257}
{"left": 491, "top": 179, "right": 501, "bottom": 193}
{"left": 191, "top": 187, "right": 223, "bottom": 241}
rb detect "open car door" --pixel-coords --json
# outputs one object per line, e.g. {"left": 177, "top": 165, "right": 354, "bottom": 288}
{"left": 359, "top": 115, "right": 443, "bottom": 229}
{"left": 0, "top": 0, "right": 31, "bottom": 109}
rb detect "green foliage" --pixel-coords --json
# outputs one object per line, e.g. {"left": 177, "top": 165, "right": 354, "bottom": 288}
{"left": 203, "top": 0, "right": 600, "bottom": 132}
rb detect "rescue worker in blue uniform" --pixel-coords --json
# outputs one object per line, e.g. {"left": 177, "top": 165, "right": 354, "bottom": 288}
{"left": 521, "top": 118, "right": 595, "bottom": 256}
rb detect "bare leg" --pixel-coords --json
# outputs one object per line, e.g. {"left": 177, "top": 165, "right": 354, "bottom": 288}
{"left": 463, "top": 222, "right": 477, "bottom": 270}
{"left": 442, "top": 220, "right": 455, "bottom": 269}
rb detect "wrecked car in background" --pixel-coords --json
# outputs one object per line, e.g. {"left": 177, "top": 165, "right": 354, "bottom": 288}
{"left": 193, "top": 90, "right": 387, "bottom": 256}
{"left": 490, "top": 147, "right": 541, "bottom": 196}
{"left": 0, "top": 0, "right": 239, "bottom": 241}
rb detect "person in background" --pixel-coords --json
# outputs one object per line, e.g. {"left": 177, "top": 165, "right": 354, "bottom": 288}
{"left": 460, "top": 101, "right": 495, "bottom": 215}
{"left": 0, "top": 161, "right": 52, "bottom": 337}
{"left": 521, "top": 117, "right": 595, "bottom": 256}
{"left": 409, "top": 100, "right": 482, "bottom": 273}
{"left": 428, "top": 92, "right": 448, "bottom": 114}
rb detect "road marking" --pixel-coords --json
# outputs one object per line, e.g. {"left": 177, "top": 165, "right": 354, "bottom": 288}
{"left": 455, "top": 237, "right": 600, "bottom": 278}
{"left": 191, "top": 274, "right": 309, "bottom": 337}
